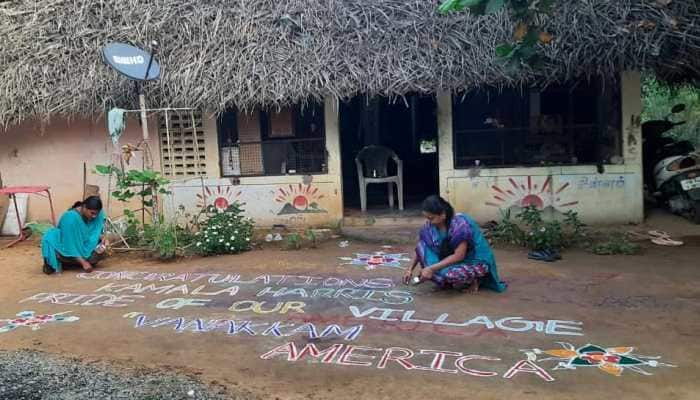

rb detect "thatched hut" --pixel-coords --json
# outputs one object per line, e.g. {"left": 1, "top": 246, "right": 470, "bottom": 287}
{"left": 1, "top": 0, "right": 699, "bottom": 226}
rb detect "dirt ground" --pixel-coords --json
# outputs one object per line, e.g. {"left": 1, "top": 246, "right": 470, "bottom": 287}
{"left": 1, "top": 210, "right": 700, "bottom": 400}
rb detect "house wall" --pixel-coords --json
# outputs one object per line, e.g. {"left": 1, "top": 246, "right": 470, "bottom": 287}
{"left": 0, "top": 98, "right": 343, "bottom": 229}
{"left": 162, "top": 96, "right": 344, "bottom": 228}
{"left": 0, "top": 115, "right": 159, "bottom": 222}
{"left": 437, "top": 71, "right": 644, "bottom": 225}
{"left": 3, "top": 72, "right": 642, "bottom": 228}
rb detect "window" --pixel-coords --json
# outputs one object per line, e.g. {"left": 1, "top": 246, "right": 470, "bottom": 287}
{"left": 452, "top": 80, "right": 622, "bottom": 168}
{"left": 159, "top": 111, "right": 207, "bottom": 177}
{"left": 218, "top": 101, "right": 327, "bottom": 177}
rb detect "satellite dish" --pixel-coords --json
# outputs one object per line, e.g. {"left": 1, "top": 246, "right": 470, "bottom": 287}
{"left": 102, "top": 43, "right": 160, "bottom": 81}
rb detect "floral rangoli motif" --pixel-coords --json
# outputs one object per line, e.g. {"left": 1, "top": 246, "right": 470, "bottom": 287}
{"left": 523, "top": 343, "right": 675, "bottom": 377}
{"left": 0, "top": 311, "right": 80, "bottom": 333}
{"left": 339, "top": 252, "right": 411, "bottom": 270}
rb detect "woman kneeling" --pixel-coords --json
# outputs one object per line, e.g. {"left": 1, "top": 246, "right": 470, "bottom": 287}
{"left": 404, "top": 195, "right": 506, "bottom": 293}
{"left": 41, "top": 196, "right": 107, "bottom": 274}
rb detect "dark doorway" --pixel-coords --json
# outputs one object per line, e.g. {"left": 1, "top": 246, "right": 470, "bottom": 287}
{"left": 340, "top": 94, "right": 439, "bottom": 212}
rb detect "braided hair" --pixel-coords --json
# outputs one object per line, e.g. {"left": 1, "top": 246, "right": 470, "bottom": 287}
{"left": 422, "top": 195, "right": 455, "bottom": 260}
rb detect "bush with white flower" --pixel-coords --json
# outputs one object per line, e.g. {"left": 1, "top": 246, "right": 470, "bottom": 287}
{"left": 195, "top": 202, "right": 254, "bottom": 256}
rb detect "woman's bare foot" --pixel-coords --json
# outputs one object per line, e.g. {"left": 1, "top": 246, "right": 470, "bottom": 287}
{"left": 467, "top": 280, "right": 479, "bottom": 294}
{"left": 80, "top": 260, "right": 94, "bottom": 273}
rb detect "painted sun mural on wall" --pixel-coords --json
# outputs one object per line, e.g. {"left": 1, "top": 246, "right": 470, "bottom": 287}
{"left": 486, "top": 176, "right": 579, "bottom": 211}
{"left": 523, "top": 343, "right": 675, "bottom": 377}
{"left": 275, "top": 184, "right": 327, "bottom": 215}
{"left": 0, "top": 311, "right": 80, "bottom": 333}
{"left": 196, "top": 186, "right": 244, "bottom": 211}
{"left": 339, "top": 252, "right": 411, "bottom": 270}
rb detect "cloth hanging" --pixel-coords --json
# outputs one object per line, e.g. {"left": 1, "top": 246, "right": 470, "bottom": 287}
{"left": 107, "top": 108, "right": 127, "bottom": 145}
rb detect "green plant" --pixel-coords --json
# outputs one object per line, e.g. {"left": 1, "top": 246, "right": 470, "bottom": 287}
{"left": 491, "top": 209, "right": 524, "bottom": 245}
{"left": 491, "top": 206, "right": 587, "bottom": 252}
{"left": 195, "top": 202, "right": 254, "bottom": 256}
{"left": 643, "top": 75, "right": 700, "bottom": 147}
{"left": 285, "top": 232, "right": 302, "bottom": 250}
{"left": 304, "top": 229, "right": 318, "bottom": 248}
{"left": 522, "top": 219, "right": 565, "bottom": 252}
{"left": 563, "top": 210, "right": 586, "bottom": 246}
{"left": 118, "top": 210, "right": 199, "bottom": 260}
{"left": 590, "top": 232, "right": 641, "bottom": 256}
{"left": 143, "top": 222, "right": 179, "bottom": 260}
{"left": 94, "top": 165, "right": 171, "bottom": 223}
{"left": 121, "top": 209, "right": 142, "bottom": 245}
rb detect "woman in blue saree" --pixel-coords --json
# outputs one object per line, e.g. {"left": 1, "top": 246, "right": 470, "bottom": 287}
{"left": 41, "top": 196, "right": 106, "bottom": 274}
{"left": 404, "top": 195, "right": 506, "bottom": 293}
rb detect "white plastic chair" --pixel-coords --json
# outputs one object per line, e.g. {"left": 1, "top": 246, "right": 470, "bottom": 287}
{"left": 355, "top": 145, "right": 404, "bottom": 212}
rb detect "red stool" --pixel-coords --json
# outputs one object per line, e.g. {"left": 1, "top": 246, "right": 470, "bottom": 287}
{"left": 0, "top": 186, "right": 56, "bottom": 248}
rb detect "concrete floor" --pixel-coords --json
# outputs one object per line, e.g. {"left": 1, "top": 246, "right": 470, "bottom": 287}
{"left": 0, "top": 211, "right": 699, "bottom": 399}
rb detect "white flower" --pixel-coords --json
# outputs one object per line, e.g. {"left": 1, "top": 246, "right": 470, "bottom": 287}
{"left": 226, "top": 242, "right": 230, "bottom": 246}
{"left": 195, "top": 232, "right": 200, "bottom": 236}
{"left": 246, "top": 238, "right": 250, "bottom": 242}
{"left": 230, "top": 236, "right": 235, "bottom": 240}
{"left": 234, "top": 230, "right": 238, "bottom": 234}
{"left": 219, "top": 239, "right": 224, "bottom": 242}
{"left": 539, "top": 227, "right": 546, "bottom": 232}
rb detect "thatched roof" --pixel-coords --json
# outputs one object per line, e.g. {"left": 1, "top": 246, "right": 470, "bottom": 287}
{"left": 1, "top": 0, "right": 699, "bottom": 127}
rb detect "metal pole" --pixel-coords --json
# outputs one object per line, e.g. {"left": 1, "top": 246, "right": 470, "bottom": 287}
{"left": 138, "top": 90, "right": 149, "bottom": 141}
{"left": 138, "top": 44, "right": 157, "bottom": 142}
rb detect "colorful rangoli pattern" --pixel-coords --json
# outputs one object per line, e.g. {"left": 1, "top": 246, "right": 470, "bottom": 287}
{"left": 0, "top": 311, "right": 80, "bottom": 333}
{"left": 339, "top": 252, "right": 411, "bottom": 270}
{"left": 523, "top": 343, "right": 675, "bottom": 377}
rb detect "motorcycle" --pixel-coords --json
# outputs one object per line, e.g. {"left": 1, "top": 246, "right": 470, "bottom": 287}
{"left": 642, "top": 104, "right": 700, "bottom": 224}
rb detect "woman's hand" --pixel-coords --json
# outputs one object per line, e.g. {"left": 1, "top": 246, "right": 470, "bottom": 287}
{"left": 403, "top": 268, "right": 414, "bottom": 285}
{"left": 420, "top": 267, "right": 434, "bottom": 281}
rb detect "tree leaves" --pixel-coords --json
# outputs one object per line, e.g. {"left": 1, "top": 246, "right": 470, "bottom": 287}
{"left": 496, "top": 44, "right": 515, "bottom": 58}
{"left": 438, "top": 0, "right": 558, "bottom": 68}
{"left": 485, "top": 0, "right": 506, "bottom": 15}
{"left": 94, "top": 165, "right": 112, "bottom": 175}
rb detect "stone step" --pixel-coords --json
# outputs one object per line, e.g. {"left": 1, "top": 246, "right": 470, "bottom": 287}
{"left": 343, "top": 215, "right": 425, "bottom": 227}
{"left": 340, "top": 225, "right": 418, "bottom": 245}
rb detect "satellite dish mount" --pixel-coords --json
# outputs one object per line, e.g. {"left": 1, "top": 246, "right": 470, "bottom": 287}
{"left": 102, "top": 41, "right": 161, "bottom": 141}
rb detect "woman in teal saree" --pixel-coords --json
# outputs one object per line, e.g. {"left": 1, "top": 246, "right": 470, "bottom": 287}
{"left": 41, "top": 196, "right": 106, "bottom": 274}
{"left": 404, "top": 195, "right": 506, "bottom": 293}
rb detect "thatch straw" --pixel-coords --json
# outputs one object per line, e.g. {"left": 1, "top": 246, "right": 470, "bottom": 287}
{"left": 0, "top": 0, "right": 698, "bottom": 128}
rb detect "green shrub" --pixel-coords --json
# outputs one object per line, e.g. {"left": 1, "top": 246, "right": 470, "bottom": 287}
{"left": 143, "top": 222, "right": 179, "bottom": 260}
{"left": 491, "top": 206, "right": 586, "bottom": 251}
{"left": 285, "top": 232, "right": 302, "bottom": 250}
{"left": 304, "top": 229, "right": 318, "bottom": 248}
{"left": 195, "top": 202, "right": 254, "bottom": 256}
{"left": 590, "top": 232, "right": 642, "bottom": 255}
{"left": 491, "top": 209, "right": 525, "bottom": 245}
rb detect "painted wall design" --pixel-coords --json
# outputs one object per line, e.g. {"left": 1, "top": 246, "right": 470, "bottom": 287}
{"left": 196, "top": 185, "right": 244, "bottom": 211}
{"left": 274, "top": 183, "right": 327, "bottom": 215}
{"left": 486, "top": 176, "right": 578, "bottom": 212}
{"left": 523, "top": 343, "right": 675, "bottom": 376}
{"left": 449, "top": 172, "right": 641, "bottom": 224}
{"left": 164, "top": 178, "right": 340, "bottom": 227}
{"left": 339, "top": 252, "right": 411, "bottom": 270}
{"left": 0, "top": 311, "right": 80, "bottom": 333}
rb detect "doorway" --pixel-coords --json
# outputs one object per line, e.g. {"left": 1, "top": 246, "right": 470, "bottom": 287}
{"left": 340, "top": 94, "right": 439, "bottom": 214}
